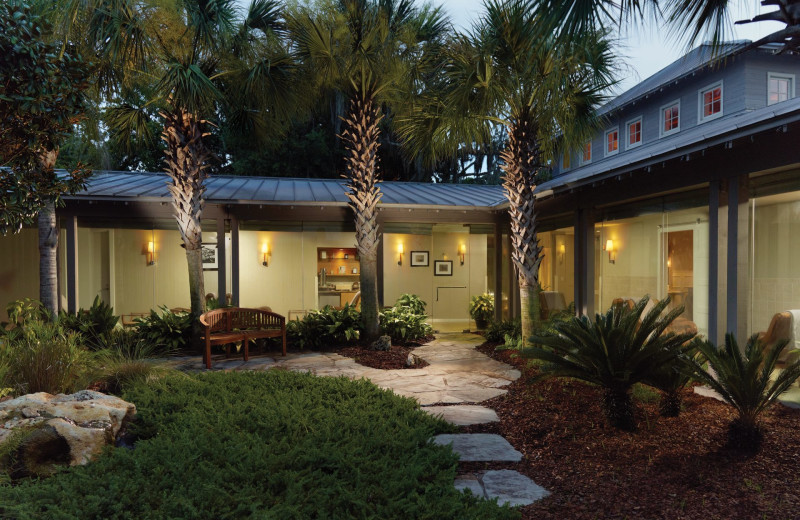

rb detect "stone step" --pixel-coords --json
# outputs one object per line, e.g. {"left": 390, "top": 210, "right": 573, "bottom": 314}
{"left": 455, "top": 470, "right": 550, "bottom": 507}
{"left": 433, "top": 433, "right": 522, "bottom": 462}
{"left": 422, "top": 405, "right": 499, "bottom": 426}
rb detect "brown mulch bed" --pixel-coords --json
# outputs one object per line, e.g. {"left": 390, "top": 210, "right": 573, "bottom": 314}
{"left": 470, "top": 341, "right": 800, "bottom": 520}
{"left": 337, "top": 344, "right": 430, "bottom": 370}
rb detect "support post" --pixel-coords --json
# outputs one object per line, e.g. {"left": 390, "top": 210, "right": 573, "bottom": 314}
{"left": 708, "top": 181, "right": 719, "bottom": 344}
{"left": 217, "top": 218, "right": 227, "bottom": 306}
{"left": 230, "top": 216, "right": 240, "bottom": 306}
{"left": 66, "top": 215, "right": 78, "bottom": 314}
{"left": 574, "top": 208, "right": 594, "bottom": 317}
{"left": 726, "top": 179, "right": 738, "bottom": 335}
{"left": 494, "top": 221, "right": 503, "bottom": 322}
{"left": 376, "top": 229, "right": 384, "bottom": 308}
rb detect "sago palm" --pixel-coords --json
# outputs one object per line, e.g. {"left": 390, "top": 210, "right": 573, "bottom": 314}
{"left": 399, "top": 0, "right": 616, "bottom": 344}
{"left": 525, "top": 296, "right": 696, "bottom": 431}
{"left": 290, "top": 0, "right": 449, "bottom": 341}
{"left": 691, "top": 334, "right": 800, "bottom": 451}
{"left": 72, "top": 0, "right": 299, "bottom": 344}
{"left": 643, "top": 345, "right": 704, "bottom": 417}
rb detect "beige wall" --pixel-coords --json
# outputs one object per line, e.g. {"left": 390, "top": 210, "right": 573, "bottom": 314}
{"left": 0, "top": 228, "right": 41, "bottom": 319}
{"left": 383, "top": 229, "right": 489, "bottom": 331}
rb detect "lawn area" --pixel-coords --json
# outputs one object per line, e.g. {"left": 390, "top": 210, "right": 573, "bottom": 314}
{"left": 473, "top": 342, "right": 800, "bottom": 520}
{"left": 0, "top": 370, "right": 518, "bottom": 520}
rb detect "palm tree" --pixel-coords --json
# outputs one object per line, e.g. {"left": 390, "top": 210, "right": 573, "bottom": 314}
{"left": 526, "top": 297, "right": 696, "bottom": 430}
{"left": 691, "top": 334, "right": 800, "bottom": 451}
{"left": 290, "top": 0, "right": 449, "bottom": 342}
{"left": 74, "top": 0, "right": 299, "bottom": 343}
{"left": 535, "top": 0, "right": 800, "bottom": 52}
{"left": 399, "top": 0, "right": 616, "bottom": 344}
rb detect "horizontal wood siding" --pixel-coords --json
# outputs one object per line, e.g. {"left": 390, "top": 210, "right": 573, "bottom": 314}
{"left": 744, "top": 54, "right": 800, "bottom": 110}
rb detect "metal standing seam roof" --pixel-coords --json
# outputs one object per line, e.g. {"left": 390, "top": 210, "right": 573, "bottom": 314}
{"left": 538, "top": 96, "right": 800, "bottom": 194}
{"left": 69, "top": 173, "right": 508, "bottom": 209}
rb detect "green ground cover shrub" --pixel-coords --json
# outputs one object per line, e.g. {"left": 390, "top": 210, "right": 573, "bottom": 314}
{"left": 0, "top": 371, "right": 517, "bottom": 519}
{"left": 286, "top": 304, "right": 362, "bottom": 349}
{"left": 485, "top": 319, "right": 521, "bottom": 344}
{"left": 59, "top": 296, "right": 120, "bottom": 350}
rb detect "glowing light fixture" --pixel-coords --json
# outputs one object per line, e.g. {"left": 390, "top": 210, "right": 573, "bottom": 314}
{"left": 262, "top": 243, "right": 271, "bottom": 266}
{"left": 458, "top": 243, "right": 466, "bottom": 265}
{"left": 146, "top": 241, "right": 156, "bottom": 266}
{"left": 397, "top": 243, "right": 404, "bottom": 266}
{"left": 604, "top": 239, "right": 616, "bottom": 264}
{"left": 558, "top": 243, "right": 565, "bottom": 264}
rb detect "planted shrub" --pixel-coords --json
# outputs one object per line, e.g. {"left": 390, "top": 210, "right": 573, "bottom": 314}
{"left": 92, "top": 329, "right": 174, "bottom": 395}
{"left": 287, "top": 304, "right": 362, "bottom": 349}
{"left": 469, "top": 293, "right": 494, "bottom": 328}
{"left": 0, "top": 320, "right": 94, "bottom": 395}
{"left": 59, "top": 296, "right": 120, "bottom": 350}
{"left": 644, "top": 346, "right": 704, "bottom": 417}
{"left": 485, "top": 319, "right": 521, "bottom": 343}
{"left": 1, "top": 299, "right": 51, "bottom": 330}
{"left": 0, "top": 371, "right": 517, "bottom": 519}
{"left": 691, "top": 334, "right": 800, "bottom": 451}
{"left": 133, "top": 306, "right": 193, "bottom": 354}
{"left": 394, "top": 293, "right": 427, "bottom": 315}
{"left": 525, "top": 296, "right": 695, "bottom": 431}
{"left": 380, "top": 306, "right": 432, "bottom": 342}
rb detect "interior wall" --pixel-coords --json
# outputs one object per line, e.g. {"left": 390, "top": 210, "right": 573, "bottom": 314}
{"left": 750, "top": 192, "right": 800, "bottom": 335}
{"left": 538, "top": 228, "right": 576, "bottom": 308}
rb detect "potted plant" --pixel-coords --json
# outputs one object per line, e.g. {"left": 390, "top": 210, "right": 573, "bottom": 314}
{"left": 469, "top": 293, "right": 495, "bottom": 330}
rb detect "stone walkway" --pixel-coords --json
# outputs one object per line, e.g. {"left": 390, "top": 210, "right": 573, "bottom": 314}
{"left": 167, "top": 333, "right": 549, "bottom": 508}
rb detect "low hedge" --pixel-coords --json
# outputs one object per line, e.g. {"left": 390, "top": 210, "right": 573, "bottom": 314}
{"left": 0, "top": 371, "right": 518, "bottom": 519}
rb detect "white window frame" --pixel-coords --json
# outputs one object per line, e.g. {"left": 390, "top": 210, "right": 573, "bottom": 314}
{"left": 580, "top": 140, "right": 592, "bottom": 165}
{"left": 659, "top": 99, "right": 681, "bottom": 138}
{"left": 767, "top": 72, "right": 795, "bottom": 106}
{"left": 697, "top": 81, "right": 724, "bottom": 124}
{"left": 625, "top": 116, "right": 642, "bottom": 150}
{"left": 604, "top": 127, "right": 620, "bottom": 157}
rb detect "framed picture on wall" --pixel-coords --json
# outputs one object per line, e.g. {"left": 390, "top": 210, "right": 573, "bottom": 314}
{"left": 201, "top": 243, "right": 218, "bottom": 270}
{"left": 410, "top": 251, "right": 429, "bottom": 267}
{"left": 434, "top": 260, "right": 453, "bottom": 276}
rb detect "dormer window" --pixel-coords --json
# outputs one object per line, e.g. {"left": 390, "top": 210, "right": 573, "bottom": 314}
{"left": 626, "top": 117, "right": 642, "bottom": 149}
{"left": 768, "top": 72, "right": 794, "bottom": 105}
{"left": 660, "top": 100, "right": 680, "bottom": 137}
{"left": 605, "top": 127, "right": 619, "bottom": 157}
{"left": 581, "top": 141, "right": 592, "bottom": 165}
{"left": 699, "top": 82, "right": 723, "bottom": 123}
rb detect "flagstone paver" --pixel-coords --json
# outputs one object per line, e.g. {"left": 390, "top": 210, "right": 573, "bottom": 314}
{"left": 423, "top": 405, "right": 499, "bottom": 426}
{"left": 456, "top": 470, "right": 550, "bottom": 507}
{"left": 433, "top": 433, "right": 522, "bottom": 462}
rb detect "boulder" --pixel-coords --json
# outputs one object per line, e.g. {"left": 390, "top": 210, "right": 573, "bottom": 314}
{"left": 0, "top": 390, "right": 136, "bottom": 478}
{"left": 371, "top": 335, "right": 392, "bottom": 351}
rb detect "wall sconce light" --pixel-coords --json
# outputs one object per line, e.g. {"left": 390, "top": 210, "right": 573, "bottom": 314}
{"left": 558, "top": 243, "right": 565, "bottom": 264}
{"left": 604, "top": 239, "right": 616, "bottom": 264}
{"left": 458, "top": 243, "right": 466, "bottom": 265}
{"left": 146, "top": 241, "right": 156, "bottom": 266}
{"left": 262, "top": 243, "right": 271, "bottom": 267}
{"left": 667, "top": 256, "right": 672, "bottom": 268}
{"left": 397, "top": 243, "right": 404, "bottom": 266}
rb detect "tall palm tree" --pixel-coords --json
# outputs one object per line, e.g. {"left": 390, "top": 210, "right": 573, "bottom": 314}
{"left": 535, "top": 0, "right": 800, "bottom": 52}
{"left": 290, "top": 0, "right": 449, "bottom": 341}
{"left": 74, "top": 0, "right": 299, "bottom": 342}
{"left": 399, "top": 0, "right": 616, "bottom": 344}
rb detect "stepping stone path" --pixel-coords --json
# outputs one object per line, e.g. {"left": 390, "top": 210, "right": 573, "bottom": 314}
{"left": 168, "top": 332, "right": 550, "bottom": 508}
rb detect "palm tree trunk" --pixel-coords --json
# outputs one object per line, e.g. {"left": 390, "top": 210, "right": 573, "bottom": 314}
{"left": 341, "top": 93, "right": 383, "bottom": 342}
{"left": 501, "top": 114, "right": 543, "bottom": 346}
{"left": 162, "top": 108, "right": 211, "bottom": 348}
{"left": 602, "top": 387, "right": 635, "bottom": 431}
{"left": 659, "top": 390, "right": 682, "bottom": 417}
{"left": 37, "top": 149, "right": 60, "bottom": 317}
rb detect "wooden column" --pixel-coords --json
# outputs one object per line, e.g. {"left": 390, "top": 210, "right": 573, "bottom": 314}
{"left": 217, "top": 218, "right": 227, "bottom": 306}
{"left": 66, "top": 215, "right": 78, "bottom": 314}
{"left": 230, "top": 216, "right": 240, "bottom": 306}
{"left": 493, "top": 221, "right": 503, "bottom": 321}
{"left": 708, "top": 180, "right": 720, "bottom": 344}
{"left": 376, "top": 230, "right": 384, "bottom": 308}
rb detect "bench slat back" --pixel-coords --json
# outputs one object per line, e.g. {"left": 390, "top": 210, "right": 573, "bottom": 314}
{"left": 201, "top": 308, "right": 284, "bottom": 333}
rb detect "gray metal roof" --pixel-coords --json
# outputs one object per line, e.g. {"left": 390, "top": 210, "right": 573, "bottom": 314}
{"left": 598, "top": 41, "right": 779, "bottom": 117}
{"left": 70, "top": 173, "right": 508, "bottom": 209}
{"left": 539, "top": 96, "right": 800, "bottom": 193}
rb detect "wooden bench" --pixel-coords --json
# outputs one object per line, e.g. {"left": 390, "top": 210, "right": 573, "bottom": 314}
{"left": 199, "top": 307, "right": 286, "bottom": 369}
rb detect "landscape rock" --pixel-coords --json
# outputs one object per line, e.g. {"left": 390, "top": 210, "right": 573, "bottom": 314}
{"left": 0, "top": 390, "right": 136, "bottom": 478}
{"left": 370, "top": 335, "right": 392, "bottom": 351}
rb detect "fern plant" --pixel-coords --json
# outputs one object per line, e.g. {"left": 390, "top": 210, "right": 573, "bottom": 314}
{"left": 525, "top": 296, "right": 696, "bottom": 431}
{"left": 691, "top": 334, "right": 800, "bottom": 451}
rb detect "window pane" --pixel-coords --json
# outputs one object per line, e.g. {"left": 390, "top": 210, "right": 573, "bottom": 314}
{"left": 629, "top": 121, "right": 641, "bottom": 145}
